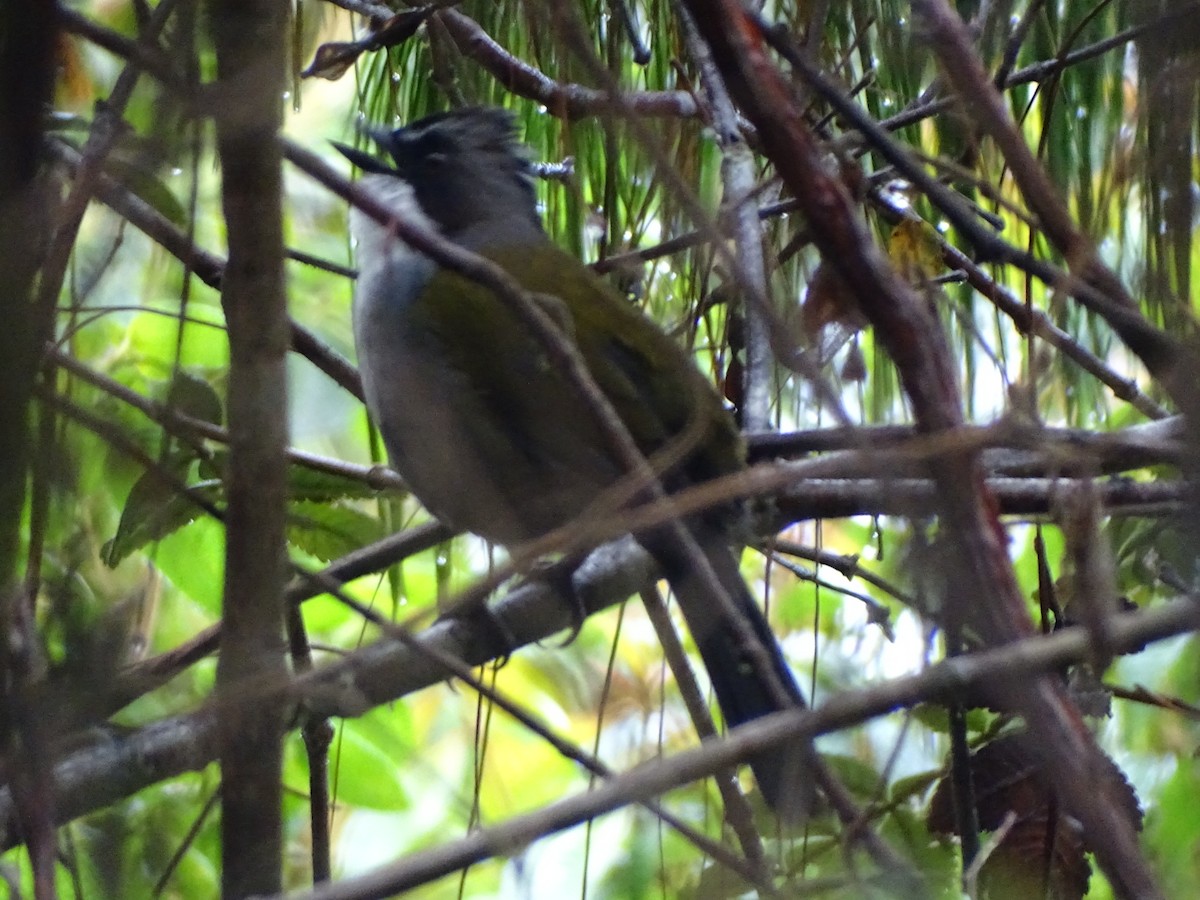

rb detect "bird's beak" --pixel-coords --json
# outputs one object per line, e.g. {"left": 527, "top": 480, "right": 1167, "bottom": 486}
{"left": 331, "top": 140, "right": 394, "bottom": 175}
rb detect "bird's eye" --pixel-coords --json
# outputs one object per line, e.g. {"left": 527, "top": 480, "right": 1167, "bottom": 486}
{"left": 412, "top": 131, "right": 455, "bottom": 163}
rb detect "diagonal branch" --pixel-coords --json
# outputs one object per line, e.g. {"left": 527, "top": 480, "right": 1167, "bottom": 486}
{"left": 677, "top": 2, "right": 1165, "bottom": 895}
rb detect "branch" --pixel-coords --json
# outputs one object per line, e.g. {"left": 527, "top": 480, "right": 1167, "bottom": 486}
{"left": 6, "top": 514, "right": 1197, "bottom": 861}
{"left": 749, "top": 419, "right": 1188, "bottom": 477}
{"left": 0, "top": 1, "right": 61, "bottom": 893}
{"left": 678, "top": 9, "right": 773, "bottom": 430}
{"left": 678, "top": 4, "right": 1164, "bottom": 895}
{"left": 208, "top": 1, "right": 291, "bottom": 894}
{"left": 44, "top": 138, "right": 363, "bottom": 399}
{"left": 911, "top": 0, "right": 1185, "bottom": 392}
{"left": 436, "top": 9, "right": 698, "bottom": 119}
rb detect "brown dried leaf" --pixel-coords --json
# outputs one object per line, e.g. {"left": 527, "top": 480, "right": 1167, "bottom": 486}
{"left": 927, "top": 732, "right": 1143, "bottom": 841}
{"left": 928, "top": 734, "right": 1041, "bottom": 834}
{"left": 302, "top": 9, "right": 433, "bottom": 81}
{"left": 722, "top": 353, "right": 744, "bottom": 414}
{"left": 840, "top": 339, "right": 867, "bottom": 382}
{"left": 800, "top": 261, "right": 867, "bottom": 337}
{"left": 371, "top": 10, "right": 432, "bottom": 47}
{"left": 301, "top": 40, "right": 365, "bottom": 81}
{"left": 978, "top": 813, "right": 1090, "bottom": 900}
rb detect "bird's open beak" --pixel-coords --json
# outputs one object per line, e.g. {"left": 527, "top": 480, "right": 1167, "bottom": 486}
{"left": 331, "top": 139, "right": 394, "bottom": 175}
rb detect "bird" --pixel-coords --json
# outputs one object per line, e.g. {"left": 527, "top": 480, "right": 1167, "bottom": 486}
{"left": 338, "top": 107, "right": 810, "bottom": 816}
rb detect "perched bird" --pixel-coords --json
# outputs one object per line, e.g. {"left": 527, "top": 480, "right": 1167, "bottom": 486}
{"left": 339, "top": 107, "right": 809, "bottom": 815}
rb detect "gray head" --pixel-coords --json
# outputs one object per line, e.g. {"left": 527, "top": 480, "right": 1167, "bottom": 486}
{"left": 338, "top": 108, "right": 543, "bottom": 240}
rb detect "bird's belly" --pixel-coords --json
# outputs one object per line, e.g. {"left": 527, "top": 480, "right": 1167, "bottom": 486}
{"left": 358, "top": 334, "right": 612, "bottom": 546}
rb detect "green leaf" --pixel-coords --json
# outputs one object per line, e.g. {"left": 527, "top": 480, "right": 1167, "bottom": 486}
{"left": 820, "top": 752, "right": 885, "bottom": 798}
{"left": 166, "top": 370, "right": 223, "bottom": 425}
{"left": 204, "top": 449, "right": 385, "bottom": 503}
{"left": 103, "top": 471, "right": 221, "bottom": 568}
{"left": 286, "top": 501, "right": 384, "bottom": 561}
{"left": 154, "top": 518, "right": 226, "bottom": 615}
{"left": 288, "top": 465, "right": 385, "bottom": 503}
{"left": 327, "top": 708, "right": 412, "bottom": 811}
{"left": 891, "top": 768, "right": 942, "bottom": 806}
{"left": 102, "top": 156, "right": 188, "bottom": 225}
{"left": 911, "top": 702, "right": 991, "bottom": 735}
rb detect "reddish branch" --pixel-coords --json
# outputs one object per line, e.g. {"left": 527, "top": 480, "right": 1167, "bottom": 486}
{"left": 34, "top": 2, "right": 1200, "bottom": 892}
{"left": 678, "top": 1, "right": 1163, "bottom": 895}
{"left": 912, "top": 0, "right": 1184, "bottom": 387}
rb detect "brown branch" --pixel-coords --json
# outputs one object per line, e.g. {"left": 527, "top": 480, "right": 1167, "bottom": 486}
{"left": 679, "top": 4, "right": 1163, "bottom": 896}
{"left": 278, "top": 594, "right": 1200, "bottom": 899}
{"left": 0, "top": 2, "right": 61, "bottom": 894}
{"left": 765, "top": 547, "right": 897, "bottom": 635}
{"left": 287, "top": 602, "right": 333, "bottom": 885}
{"left": 678, "top": 9, "right": 774, "bottom": 430}
{"left": 317, "top": 0, "right": 699, "bottom": 117}
{"left": 749, "top": 419, "right": 1187, "bottom": 477}
{"left": 208, "top": 1, "right": 291, "bottom": 894}
{"left": 44, "top": 138, "right": 363, "bottom": 399}
{"left": 912, "top": 0, "right": 1185, "bottom": 390}
{"left": 436, "top": 9, "right": 698, "bottom": 119}
{"left": 3, "top": 528, "right": 1198, "bottom": 886}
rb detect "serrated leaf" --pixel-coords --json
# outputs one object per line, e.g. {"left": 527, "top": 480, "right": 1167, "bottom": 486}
{"left": 978, "top": 814, "right": 1090, "bottom": 900}
{"left": 927, "top": 732, "right": 1142, "bottom": 839}
{"left": 928, "top": 733, "right": 1042, "bottom": 835}
{"left": 286, "top": 501, "right": 384, "bottom": 561}
{"left": 288, "top": 465, "right": 385, "bottom": 502}
{"left": 205, "top": 451, "right": 385, "bottom": 502}
{"left": 103, "top": 475, "right": 222, "bottom": 567}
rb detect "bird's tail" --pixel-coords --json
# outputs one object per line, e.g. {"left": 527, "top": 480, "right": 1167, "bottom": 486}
{"left": 646, "top": 526, "right": 813, "bottom": 818}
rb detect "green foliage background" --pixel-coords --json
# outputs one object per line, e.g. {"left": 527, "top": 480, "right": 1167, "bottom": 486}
{"left": 10, "top": 1, "right": 1200, "bottom": 897}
